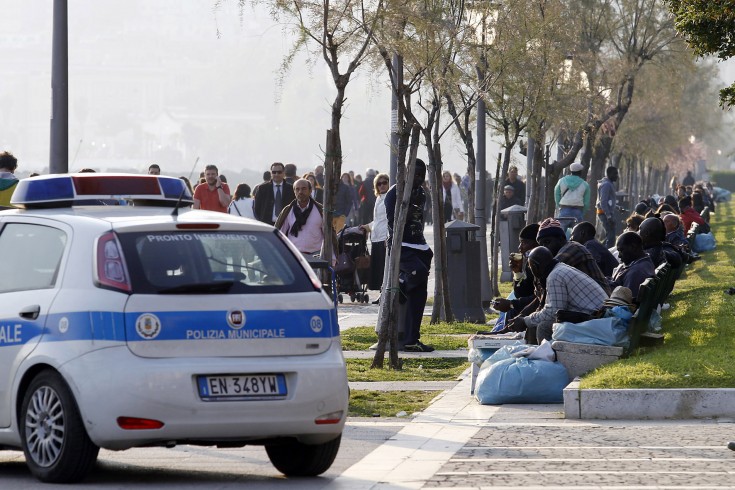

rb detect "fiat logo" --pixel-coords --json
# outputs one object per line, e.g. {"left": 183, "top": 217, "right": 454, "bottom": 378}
{"left": 227, "top": 310, "right": 246, "bottom": 329}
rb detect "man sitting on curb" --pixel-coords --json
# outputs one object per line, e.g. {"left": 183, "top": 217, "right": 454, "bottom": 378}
{"left": 492, "top": 223, "right": 540, "bottom": 324}
{"left": 610, "top": 231, "right": 655, "bottom": 302}
{"left": 536, "top": 218, "right": 612, "bottom": 295}
{"left": 639, "top": 216, "right": 684, "bottom": 273}
{"left": 506, "top": 246, "right": 608, "bottom": 344}
{"left": 570, "top": 221, "right": 619, "bottom": 277}
{"left": 663, "top": 213, "right": 699, "bottom": 263}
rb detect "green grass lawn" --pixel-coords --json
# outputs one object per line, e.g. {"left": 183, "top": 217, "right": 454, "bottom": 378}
{"left": 349, "top": 390, "right": 440, "bottom": 417}
{"left": 341, "top": 321, "right": 485, "bottom": 351}
{"left": 346, "top": 357, "right": 468, "bottom": 381}
{"left": 582, "top": 201, "right": 735, "bottom": 389}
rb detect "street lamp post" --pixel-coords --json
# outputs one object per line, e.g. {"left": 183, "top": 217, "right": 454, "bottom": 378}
{"left": 50, "top": 0, "right": 69, "bottom": 174}
{"left": 467, "top": 3, "right": 498, "bottom": 307}
{"left": 389, "top": 54, "right": 403, "bottom": 185}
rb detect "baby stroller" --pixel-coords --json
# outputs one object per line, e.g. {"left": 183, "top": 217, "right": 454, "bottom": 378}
{"left": 334, "top": 226, "right": 371, "bottom": 303}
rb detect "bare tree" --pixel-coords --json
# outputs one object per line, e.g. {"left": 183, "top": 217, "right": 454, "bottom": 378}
{"left": 223, "top": 0, "right": 384, "bottom": 268}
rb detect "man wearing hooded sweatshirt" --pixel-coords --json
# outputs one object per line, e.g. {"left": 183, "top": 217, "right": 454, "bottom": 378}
{"left": 0, "top": 152, "right": 19, "bottom": 207}
{"left": 554, "top": 162, "right": 590, "bottom": 232}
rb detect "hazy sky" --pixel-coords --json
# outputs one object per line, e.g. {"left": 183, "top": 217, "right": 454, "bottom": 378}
{"left": 3, "top": 2, "right": 733, "bottom": 180}
{"left": 2, "top": 0, "right": 487, "bottom": 179}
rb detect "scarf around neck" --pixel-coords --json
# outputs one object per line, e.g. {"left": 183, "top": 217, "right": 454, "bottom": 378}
{"left": 291, "top": 199, "right": 314, "bottom": 237}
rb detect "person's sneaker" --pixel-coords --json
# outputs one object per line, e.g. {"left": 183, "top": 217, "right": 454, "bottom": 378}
{"left": 403, "top": 342, "right": 435, "bottom": 353}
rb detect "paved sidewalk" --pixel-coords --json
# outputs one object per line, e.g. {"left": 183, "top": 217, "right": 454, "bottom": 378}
{"left": 328, "top": 370, "right": 735, "bottom": 489}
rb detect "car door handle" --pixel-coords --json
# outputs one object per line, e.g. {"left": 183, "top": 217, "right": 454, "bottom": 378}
{"left": 19, "top": 305, "right": 41, "bottom": 320}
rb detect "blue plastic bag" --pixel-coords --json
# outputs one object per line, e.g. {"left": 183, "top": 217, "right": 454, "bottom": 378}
{"left": 648, "top": 309, "right": 662, "bottom": 333}
{"left": 475, "top": 357, "right": 568, "bottom": 405}
{"left": 552, "top": 317, "right": 630, "bottom": 349}
{"left": 693, "top": 232, "right": 716, "bottom": 252}
{"left": 478, "top": 343, "right": 529, "bottom": 369}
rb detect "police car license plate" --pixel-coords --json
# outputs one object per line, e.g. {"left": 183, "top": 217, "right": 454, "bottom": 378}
{"left": 197, "top": 374, "right": 287, "bottom": 400}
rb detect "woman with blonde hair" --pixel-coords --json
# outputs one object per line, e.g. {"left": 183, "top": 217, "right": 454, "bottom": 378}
{"left": 360, "top": 173, "right": 390, "bottom": 300}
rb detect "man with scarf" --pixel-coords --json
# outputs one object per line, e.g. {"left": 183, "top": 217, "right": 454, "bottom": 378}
{"left": 506, "top": 246, "right": 608, "bottom": 344}
{"left": 275, "top": 178, "right": 336, "bottom": 259}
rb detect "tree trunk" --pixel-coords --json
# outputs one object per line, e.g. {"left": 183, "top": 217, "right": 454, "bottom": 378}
{"left": 466, "top": 134, "right": 476, "bottom": 225}
{"left": 429, "top": 146, "right": 451, "bottom": 323}
{"left": 372, "top": 124, "right": 421, "bottom": 369}
{"left": 321, "top": 87, "right": 347, "bottom": 271}
{"left": 488, "top": 152, "right": 502, "bottom": 297}
{"left": 491, "top": 148, "right": 511, "bottom": 297}
{"left": 527, "top": 133, "right": 546, "bottom": 223}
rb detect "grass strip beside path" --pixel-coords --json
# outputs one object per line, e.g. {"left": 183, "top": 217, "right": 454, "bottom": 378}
{"left": 349, "top": 390, "right": 440, "bottom": 417}
{"left": 582, "top": 201, "right": 735, "bottom": 389}
{"left": 346, "top": 358, "right": 468, "bottom": 382}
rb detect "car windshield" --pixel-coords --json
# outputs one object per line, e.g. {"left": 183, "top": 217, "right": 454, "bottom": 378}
{"left": 118, "top": 230, "right": 313, "bottom": 294}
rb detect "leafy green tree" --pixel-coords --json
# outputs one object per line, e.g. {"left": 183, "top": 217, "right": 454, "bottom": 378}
{"left": 666, "top": 0, "right": 735, "bottom": 107}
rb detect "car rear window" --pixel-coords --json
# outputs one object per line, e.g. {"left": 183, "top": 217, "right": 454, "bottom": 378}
{"left": 118, "top": 230, "right": 313, "bottom": 294}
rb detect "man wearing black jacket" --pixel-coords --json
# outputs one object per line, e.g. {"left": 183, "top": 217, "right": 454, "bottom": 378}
{"left": 253, "top": 162, "right": 295, "bottom": 225}
{"left": 384, "top": 159, "right": 434, "bottom": 353}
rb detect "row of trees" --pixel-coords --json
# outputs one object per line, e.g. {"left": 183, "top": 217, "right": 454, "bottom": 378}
{"left": 220, "top": 0, "right": 729, "bottom": 368}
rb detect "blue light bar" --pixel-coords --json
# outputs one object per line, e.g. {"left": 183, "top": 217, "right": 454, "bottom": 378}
{"left": 11, "top": 173, "right": 194, "bottom": 208}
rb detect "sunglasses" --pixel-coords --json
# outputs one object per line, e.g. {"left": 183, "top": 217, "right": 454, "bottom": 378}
{"left": 271, "top": 170, "right": 284, "bottom": 174}
{"left": 377, "top": 181, "right": 389, "bottom": 186}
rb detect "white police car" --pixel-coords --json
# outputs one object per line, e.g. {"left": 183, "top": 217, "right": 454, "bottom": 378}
{"left": 0, "top": 173, "right": 348, "bottom": 483}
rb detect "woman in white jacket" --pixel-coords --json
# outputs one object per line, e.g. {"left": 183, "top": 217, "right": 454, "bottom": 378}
{"left": 360, "top": 173, "right": 390, "bottom": 295}
{"left": 228, "top": 183, "right": 255, "bottom": 219}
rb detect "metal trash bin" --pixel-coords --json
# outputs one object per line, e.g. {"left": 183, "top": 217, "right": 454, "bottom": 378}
{"left": 499, "top": 205, "right": 527, "bottom": 282}
{"left": 445, "top": 220, "right": 485, "bottom": 323}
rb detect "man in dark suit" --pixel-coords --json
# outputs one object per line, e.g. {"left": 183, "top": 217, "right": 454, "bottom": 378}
{"left": 253, "top": 162, "right": 295, "bottom": 225}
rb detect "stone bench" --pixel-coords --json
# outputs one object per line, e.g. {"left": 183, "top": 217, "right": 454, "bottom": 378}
{"left": 551, "top": 341, "right": 624, "bottom": 380}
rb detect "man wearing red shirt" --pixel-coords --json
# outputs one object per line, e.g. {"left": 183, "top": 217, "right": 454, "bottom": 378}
{"left": 193, "top": 164, "right": 231, "bottom": 212}
{"left": 678, "top": 195, "right": 706, "bottom": 234}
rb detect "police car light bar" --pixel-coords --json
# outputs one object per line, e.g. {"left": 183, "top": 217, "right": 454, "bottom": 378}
{"left": 11, "top": 173, "right": 194, "bottom": 208}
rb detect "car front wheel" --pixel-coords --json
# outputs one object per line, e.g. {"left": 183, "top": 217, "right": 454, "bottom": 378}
{"left": 20, "top": 370, "right": 99, "bottom": 483}
{"left": 266, "top": 434, "right": 341, "bottom": 476}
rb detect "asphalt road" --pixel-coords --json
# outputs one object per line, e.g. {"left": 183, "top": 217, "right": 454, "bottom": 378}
{"left": 0, "top": 420, "right": 406, "bottom": 488}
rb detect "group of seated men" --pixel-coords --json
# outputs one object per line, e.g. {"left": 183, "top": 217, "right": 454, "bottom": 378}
{"left": 493, "top": 188, "right": 715, "bottom": 345}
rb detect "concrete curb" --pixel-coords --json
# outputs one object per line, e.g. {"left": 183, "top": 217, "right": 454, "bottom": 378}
{"left": 564, "top": 379, "right": 735, "bottom": 419}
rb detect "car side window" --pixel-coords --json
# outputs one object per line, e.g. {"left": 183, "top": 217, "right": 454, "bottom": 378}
{"left": 0, "top": 223, "right": 67, "bottom": 293}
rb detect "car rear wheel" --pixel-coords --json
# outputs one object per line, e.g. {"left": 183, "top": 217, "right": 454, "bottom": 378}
{"left": 20, "top": 371, "right": 99, "bottom": 483}
{"left": 265, "top": 434, "right": 341, "bottom": 476}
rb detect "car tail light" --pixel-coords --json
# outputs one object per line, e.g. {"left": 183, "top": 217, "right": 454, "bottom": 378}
{"left": 117, "top": 416, "right": 165, "bottom": 430}
{"left": 314, "top": 410, "right": 343, "bottom": 425}
{"left": 96, "top": 231, "right": 131, "bottom": 293}
{"left": 176, "top": 223, "right": 220, "bottom": 229}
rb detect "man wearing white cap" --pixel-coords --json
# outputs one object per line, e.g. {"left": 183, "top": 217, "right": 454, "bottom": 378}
{"left": 554, "top": 162, "right": 590, "bottom": 233}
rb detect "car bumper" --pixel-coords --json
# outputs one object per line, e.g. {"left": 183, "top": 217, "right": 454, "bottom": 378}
{"left": 61, "top": 340, "right": 349, "bottom": 450}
